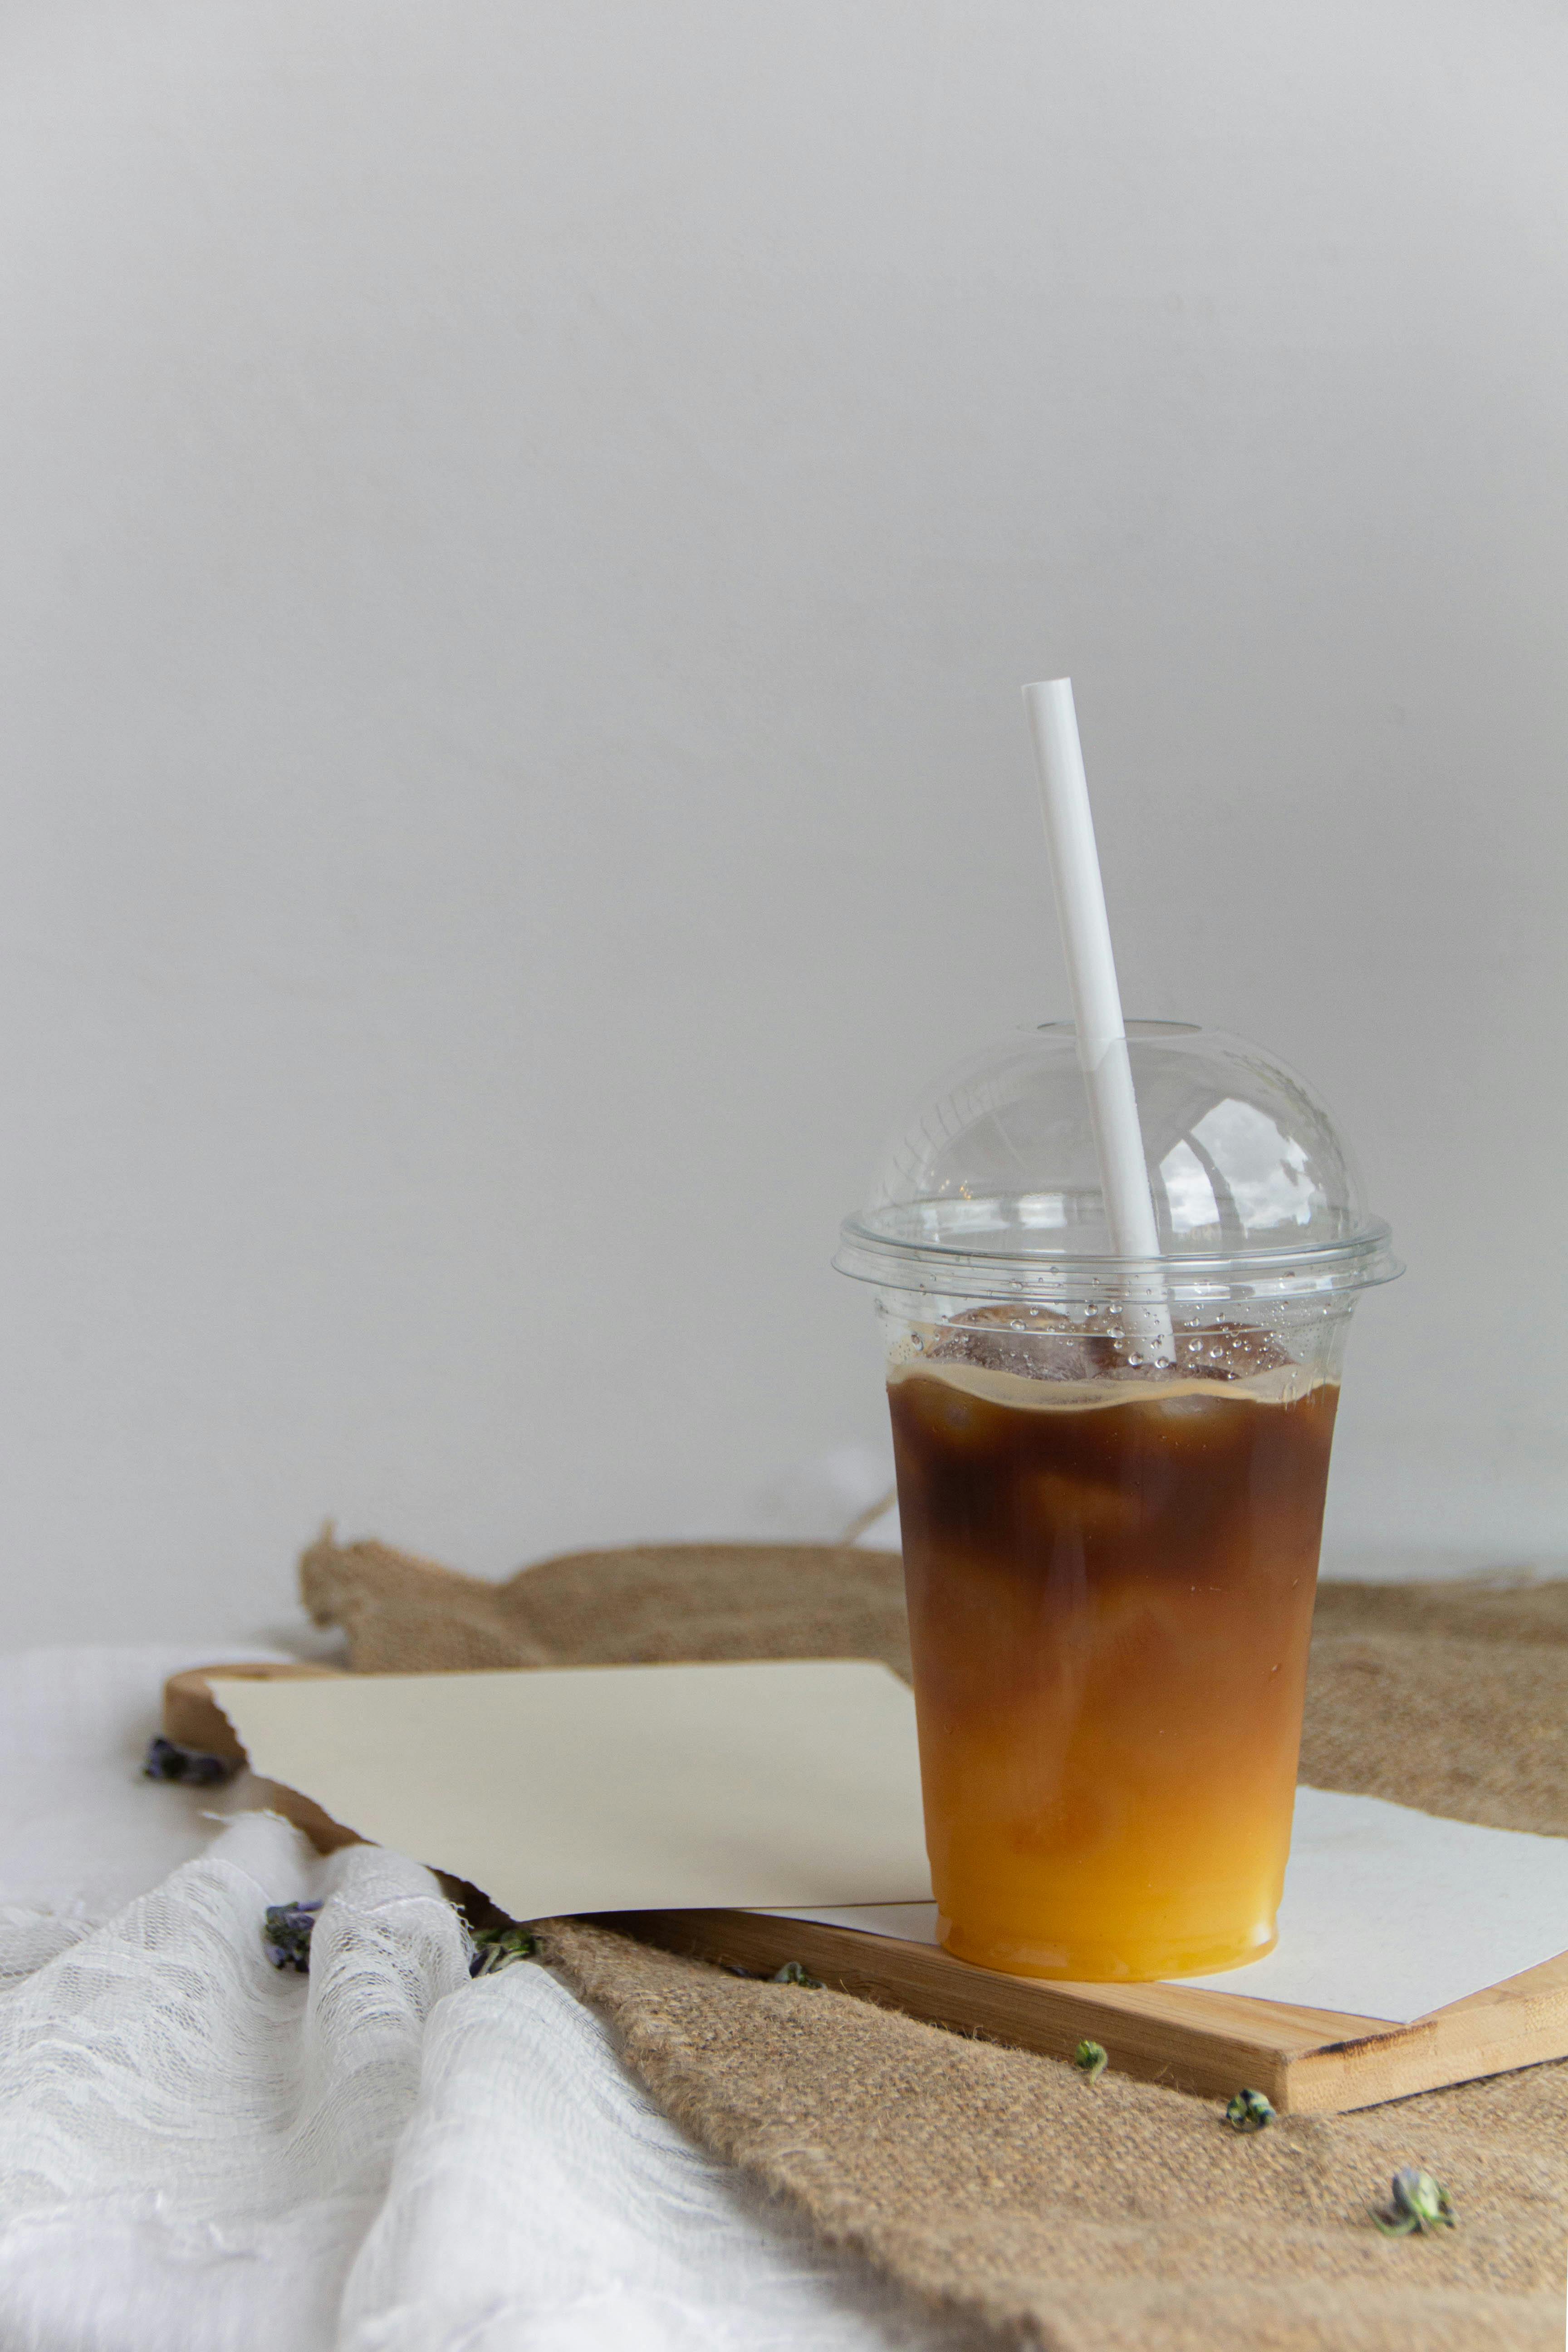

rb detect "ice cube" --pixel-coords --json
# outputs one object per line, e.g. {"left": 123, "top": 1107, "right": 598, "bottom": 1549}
{"left": 1173, "top": 1321, "right": 1291, "bottom": 1381}
{"left": 929, "top": 1307, "right": 1120, "bottom": 1382}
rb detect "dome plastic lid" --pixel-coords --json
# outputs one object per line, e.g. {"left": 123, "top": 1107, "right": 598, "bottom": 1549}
{"left": 836, "top": 1021, "right": 1401, "bottom": 1306}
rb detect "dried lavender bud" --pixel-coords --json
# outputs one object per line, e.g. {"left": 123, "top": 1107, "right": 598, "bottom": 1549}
{"left": 1225, "top": 2088, "right": 1276, "bottom": 2133}
{"left": 142, "top": 1734, "right": 234, "bottom": 1788}
{"left": 1073, "top": 2040, "right": 1109, "bottom": 2083}
{"left": 1373, "top": 2167, "right": 1455, "bottom": 2237}
{"left": 263, "top": 1900, "right": 322, "bottom": 1972}
{"left": 772, "top": 1960, "right": 823, "bottom": 1988}
{"left": 469, "top": 1925, "right": 540, "bottom": 1977}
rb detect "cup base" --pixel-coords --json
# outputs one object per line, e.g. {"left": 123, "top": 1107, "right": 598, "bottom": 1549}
{"left": 938, "top": 1915, "right": 1279, "bottom": 1984}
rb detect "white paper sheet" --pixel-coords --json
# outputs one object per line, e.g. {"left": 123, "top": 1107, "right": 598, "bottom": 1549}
{"left": 210, "top": 1660, "right": 933, "bottom": 1921}
{"left": 760, "top": 1785, "right": 1568, "bottom": 2024}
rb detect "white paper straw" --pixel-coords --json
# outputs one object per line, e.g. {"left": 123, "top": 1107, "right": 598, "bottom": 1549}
{"left": 1023, "top": 677, "right": 1173, "bottom": 1363}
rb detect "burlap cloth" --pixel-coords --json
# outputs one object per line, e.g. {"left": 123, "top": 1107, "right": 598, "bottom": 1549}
{"left": 301, "top": 1532, "right": 1568, "bottom": 2351}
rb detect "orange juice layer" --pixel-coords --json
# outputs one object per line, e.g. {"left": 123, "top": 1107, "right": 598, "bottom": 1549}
{"left": 888, "top": 1353, "right": 1338, "bottom": 1982}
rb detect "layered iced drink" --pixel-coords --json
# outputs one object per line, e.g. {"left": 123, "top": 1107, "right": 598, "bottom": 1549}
{"left": 887, "top": 1307, "right": 1343, "bottom": 1981}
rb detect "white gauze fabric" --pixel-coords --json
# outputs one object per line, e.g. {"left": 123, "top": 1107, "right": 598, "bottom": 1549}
{"left": 0, "top": 1646, "right": 980, "bottom": 2352}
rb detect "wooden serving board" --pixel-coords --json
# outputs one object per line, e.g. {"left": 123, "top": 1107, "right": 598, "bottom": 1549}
{"left": 166, "top": 1663, "right": 1568, "bottom": 2115}
{"left": 598, "top": 1907, "right": 1568, "bottom": 2115}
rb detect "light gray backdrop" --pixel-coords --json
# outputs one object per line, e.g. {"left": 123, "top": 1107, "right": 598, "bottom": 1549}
{"left": 2, "top": 0, "right": 1564, "bottom": 1644}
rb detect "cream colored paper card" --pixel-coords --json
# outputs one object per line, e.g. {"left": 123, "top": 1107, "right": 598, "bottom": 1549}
{"left": 213, "top": 1665, "right": 1565, "bottom": 2022}
{"left": 761, "top": 1785, "right": 1568, "bottom": 2024}
{"left": 209, "top": 1660, "right": 933, "bottom": 1921}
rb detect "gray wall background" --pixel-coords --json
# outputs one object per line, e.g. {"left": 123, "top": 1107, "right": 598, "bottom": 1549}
{"left": 2, "top": 0, "right": 1564, "bottom": 1646}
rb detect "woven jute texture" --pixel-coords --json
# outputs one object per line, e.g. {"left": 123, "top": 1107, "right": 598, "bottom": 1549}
{"left": 301, "top": 1533, "right": 1568, "bottom": 2351}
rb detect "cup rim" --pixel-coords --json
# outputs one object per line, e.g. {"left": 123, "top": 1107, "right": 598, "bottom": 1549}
{"left": 834, "top": 1213, "right": 1401, "bottom": 1301}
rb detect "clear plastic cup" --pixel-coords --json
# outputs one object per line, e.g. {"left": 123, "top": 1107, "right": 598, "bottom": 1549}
{"left": 836, "top": 1022, "right": 1400, "bottom": 1983}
